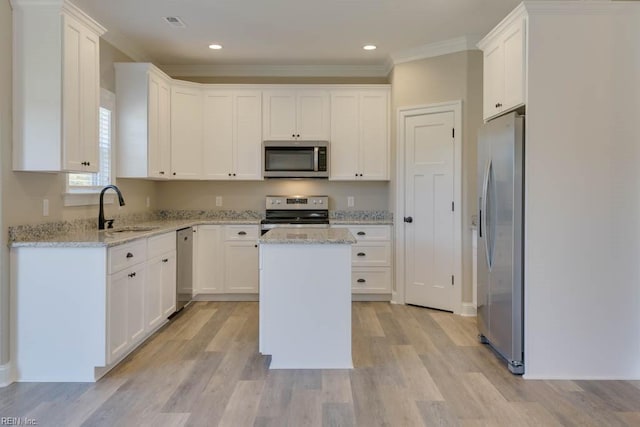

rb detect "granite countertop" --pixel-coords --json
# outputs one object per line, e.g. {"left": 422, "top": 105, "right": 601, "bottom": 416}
{"left": 10, "top": 218, "right": 261, "bottom": 248}
{"left": 259, "top": 227, "right": 356, "bottom": 245}
{"left": 9, "top": 209, "right": 393, "bottom": 248}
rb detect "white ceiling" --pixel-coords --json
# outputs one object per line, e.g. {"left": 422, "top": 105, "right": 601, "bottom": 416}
{"left": 73, "top": 0, "right": 523, "bottom": 76}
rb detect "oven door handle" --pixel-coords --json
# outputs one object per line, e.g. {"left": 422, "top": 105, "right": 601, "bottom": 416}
{"left": 313, "top": 147, "right": 319, "bottom": 172}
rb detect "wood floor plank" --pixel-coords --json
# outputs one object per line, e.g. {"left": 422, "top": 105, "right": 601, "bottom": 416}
{"left": 355, "top": 304, "right": 385, "bottom": 337}
{"left": 429, "top": 312, "right": 480, "bottom": 347}
{"left": 217, "top": 380, "right": 265, "bottom": 427}
{"left": 415, "top": 401, "right": 460, "bottom": 427}
{"left": 205, "top": 315, "right": 248, "bottom": 351}
{"left": 321, "top": 370, "right": 353, "bottom": 404}
{"left": 322, "top": 402, "right": 356, "bottom": 427}
{"left": 391, "top": 345, "right": 444, "bottom": 401}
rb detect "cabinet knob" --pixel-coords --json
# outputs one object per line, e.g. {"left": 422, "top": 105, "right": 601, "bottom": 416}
{"left": 404, "top": 216, "right": 413, "bottom": 223}
{"left": 357, "top": 278, "right": 366, "bottom": 283}
{"left": 292, "top": 134, "right": 295, "bottom": 138}
{"left": 228, "top": 173, "right": 232, "bottom": 176}
{"left": 87, "top": 162, "right": 91, "bottom": 166}
{"left": 359, "top": 173, "right": 363, "bottom": 177}
{"left": 126, "top": 252, "right": 134, "bottom": 258}
{"left": 254, "top": 244, "right": 258, "bottom": 248}
{"left": 159, "top": 171, "right": 165, "bottom": 175}
{"left": 296, "top": 134, "right": 300, "bottom": 138}
{"left": 128, "top": 272, "right": 136, "bottom": 278}
{"left": 162, "top": 258, "right": 168, "bottom": 263}
{"left": 355, "top": 173, "right": 358, "bottom": 177}
{"left": 357, "top": 252, "right": 366, "bottom": 257}
{"left": 357, "top": 231, "right": 366, "bottom": 236}
{"left": 172, "top": 172, "right": 176, "bottom": 176}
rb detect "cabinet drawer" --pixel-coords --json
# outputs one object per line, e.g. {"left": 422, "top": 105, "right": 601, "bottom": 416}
{"left": 338, "top": 225, "right": 390, "bottom": 241}
{"left": 148, "top": 231, "right": 176, "bottom": 259}
{"left": 352, "top": 268, "right": 391, "bottom": 293}
{"left": 109, "top": 240, "right": 147, "bottom": 274}
{"left": 224, "top": 225, "right": 259, "bottom": 241}
{"left": 351, "top": 242, "right": 391, "bottom": 267}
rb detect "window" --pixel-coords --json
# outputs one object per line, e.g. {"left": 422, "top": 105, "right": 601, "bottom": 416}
{"left": 64, "top": 89, "right": 116, "bottom": 206}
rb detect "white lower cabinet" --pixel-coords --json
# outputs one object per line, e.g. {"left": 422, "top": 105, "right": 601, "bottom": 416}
{"left": 106, "top": 232, "right": 176, "bottom": 365}
{"left": 332, "top": 225, "right": 393, "bottom": 294}
{"left": 194, "top": 224, "right": 259, "bottom": 295}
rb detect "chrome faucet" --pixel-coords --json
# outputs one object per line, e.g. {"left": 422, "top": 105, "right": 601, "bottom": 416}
{"left": 98, "top": 185, "right": 126, "bottom": 230}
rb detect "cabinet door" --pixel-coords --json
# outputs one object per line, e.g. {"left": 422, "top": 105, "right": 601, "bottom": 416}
{"left": 502, "top": 18, "right": 526, "bottom": 112}
{"left": 107, "top": 269, "right": 129, "bottom": 363}
{"left": 62, "top": 15, "right": 83, "bottom": 172}
{"left": 171, "top": 85, "right": 203, "bottom": 179}
{"left": 62, "top": 15, "right": 100, "bottom": 173}
{"left": 483, "top": 42, "right": 504, "bottom": 120}
{"left": 234, "top": 90, "right": 263, "bottom": 180}
{"left": 80, "top": 28, "right": 100, "bottom": 173}
{"left": 296, "top": 90, "right": 330, "bottom": 140}
{"left": 145, "top": 256, "right": 164, "bottom": 331}
{"left": 359, "top": 91, "right": 389, "bottom": 180}
{"left": 148, "top": 74, "right": 171, "bottom": 178}
{"left": 161, "top": 252, "right": 177, "bottom": 317}
{"left": 330, "top": 91, "right": 360, "bottom": 180}
{"left": 194, "top": 225, "right": 223, "bottom": 293}
{"left": 223, "top": 241, "right": 259, "bottom": 293}
{"left": 127, "top": 266, "right": 146, "bottom": 345}
{"left": 203, "top": 90, "right": 234, "bottom": 179}
{"left": 263, "top": 90, "right": 297, "bottom": 140}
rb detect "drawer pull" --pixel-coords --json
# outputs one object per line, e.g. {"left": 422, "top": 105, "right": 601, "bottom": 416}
{"left": 357, "top": 231, "right": 366, "bottom": 236}
{"left": 357, "top": 278, "right": 366, "bottom": 283}
{"left": 126, "top": 252, "right": 134, "bottom": 258}
{"left": 162, "top": 258, "right": 168, "bottom": 263}
{"left": 357, "top": 252, "right": 366, "bottom": 257}
{"left": 238, "top": 231, "right": 247, "bottom": 236}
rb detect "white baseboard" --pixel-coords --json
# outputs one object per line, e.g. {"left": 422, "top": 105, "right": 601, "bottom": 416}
{"left": 0, "top": 363, "right": 13, "bottom": 387}
{"left": 193, "top": 294, "right": 259, "bottom": 302}
{"left": 352, "top": 294, "right": 392, "bottom": 302}
{"left": 460, "top": 302, "right": 477, "bottom": 317}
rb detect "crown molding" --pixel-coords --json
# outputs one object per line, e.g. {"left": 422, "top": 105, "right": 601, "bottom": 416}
{"left": 158, "top": 63, "right": 391, "bottom": 78}
{"left": 390, "top": 35, "right": 481, "bottom": 65}
{"left": 101, "top": 29, "right": 153, "bottom": 62}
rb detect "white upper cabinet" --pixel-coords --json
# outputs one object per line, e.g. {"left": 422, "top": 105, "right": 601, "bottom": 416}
{"left": 263, "top": 89, "right": 330, "bottom": 140}
{"left": 203, "top": 90, "right": 262, "bottom": 180}
{"left": 171, "top": 83, "right": 204, "bottom": 179}
{"left": 330, "top": 88, "right": 390, "bottom": 181}
{"left": 115, "top": 63, "right": 172, "bottom": 179}
{"left": 12, "top": 0, "right": 106, "bottom": 172}
{"left": 478, "top": 12, "right": 527, "bottom": 121}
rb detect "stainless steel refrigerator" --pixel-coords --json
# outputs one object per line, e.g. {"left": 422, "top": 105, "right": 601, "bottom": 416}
{"left": 477, "top": 111, "right": 524, "bottom": 375}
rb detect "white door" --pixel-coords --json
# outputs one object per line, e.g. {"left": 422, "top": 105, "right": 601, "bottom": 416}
{"left": 203, "top": 90, "right": 234, "bottom": 179}
{"left": 234, "top": 90, "right": 262, "bottom": 180}
{"left": 404, "top": 111, "right": 455, "bottom": 311}
{"left": 171, "top": 85, "right": 203, "bottom": 179}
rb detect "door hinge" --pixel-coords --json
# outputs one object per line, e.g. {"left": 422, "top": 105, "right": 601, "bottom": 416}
{"left": 451, "top": 275, "right": 454, "bottom": 285}
{"left": 452, "top": 128, "right": 455, "bottom": 138}
{"left": 451, "top": 201, "right": 454, "bottom": 212}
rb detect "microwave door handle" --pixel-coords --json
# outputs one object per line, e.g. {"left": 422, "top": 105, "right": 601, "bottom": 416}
{"left": 314, "top": 147, "right": 319, "bottom": 172}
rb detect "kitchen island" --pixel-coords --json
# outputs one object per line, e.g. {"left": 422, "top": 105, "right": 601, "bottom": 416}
{"left": 258, "top": 227, "right": 356, "bottom": 369}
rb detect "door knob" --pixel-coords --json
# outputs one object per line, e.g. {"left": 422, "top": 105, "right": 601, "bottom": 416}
{"left": 404, "top": 216, "right": 413, "bottom": 223}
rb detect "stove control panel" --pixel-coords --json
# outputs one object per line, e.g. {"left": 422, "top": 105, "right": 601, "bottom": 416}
{"left": 265, "top": 196, "right": 329, "bottom": 210}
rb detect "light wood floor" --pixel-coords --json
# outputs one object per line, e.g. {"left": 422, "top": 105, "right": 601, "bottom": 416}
{"left": 1, "top": 302, "right": 640, "bottom": 426}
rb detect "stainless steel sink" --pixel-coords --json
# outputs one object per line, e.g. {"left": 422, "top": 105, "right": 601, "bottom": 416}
{"left": 109, "top": 226, "right": 160, "bottom": 233}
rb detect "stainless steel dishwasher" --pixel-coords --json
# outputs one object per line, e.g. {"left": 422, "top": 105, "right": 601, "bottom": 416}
{"left": 176, "top": 227, "right": 193, "bottom": 311}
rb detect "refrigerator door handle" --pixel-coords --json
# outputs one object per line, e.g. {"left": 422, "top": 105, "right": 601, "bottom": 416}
{"left": 481, "top": 159, "right": 491, "bottom": 270}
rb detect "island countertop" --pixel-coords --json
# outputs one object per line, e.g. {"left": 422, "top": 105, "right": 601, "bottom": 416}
{"left": 259, "top": 227, "right": 356, "bottom": 245}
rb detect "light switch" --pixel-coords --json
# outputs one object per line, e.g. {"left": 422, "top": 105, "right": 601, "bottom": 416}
{"left": 216, "top": 196, "right": 223, "bottom": 207}
{"left": 42, "top": 199, "right": 49, "bottom": 216}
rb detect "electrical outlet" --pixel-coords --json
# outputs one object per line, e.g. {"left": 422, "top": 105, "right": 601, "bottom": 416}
{"left": 42, "top": 199, "right": 49, "bottom": 216}
{"left": 347, "top": 196, "right": 355, "bottom": 208}
{"left": 146, "top": 196, "right": 150, "bottom": 208}
{"left": 216, "top": 196, "right": 223, "bottom": 207}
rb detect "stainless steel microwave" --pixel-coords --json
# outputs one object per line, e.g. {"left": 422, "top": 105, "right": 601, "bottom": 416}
{"left": 263, "top": 141, "right": 329, "bottom": 178}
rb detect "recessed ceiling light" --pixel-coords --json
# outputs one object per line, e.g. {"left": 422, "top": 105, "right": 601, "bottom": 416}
{"left": 363, "top": 45, "right": 377, "bottom": 51}
{"left": 208, "top": 44, "right": 223, "bottom": 50}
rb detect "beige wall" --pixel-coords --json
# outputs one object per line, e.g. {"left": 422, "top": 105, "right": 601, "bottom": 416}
{"left": 156, "top": 180, "right": 389, "bottom": 211}
{"left": 390, "top": 50, "right": 483, "bottom": 304}
{"left": 1, "top": 0, "right": 11, "bottom": 364}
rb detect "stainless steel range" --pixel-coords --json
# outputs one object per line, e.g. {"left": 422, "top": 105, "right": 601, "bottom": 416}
{"left": 261, "top": 196, "right": 329, "bottom": 235}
